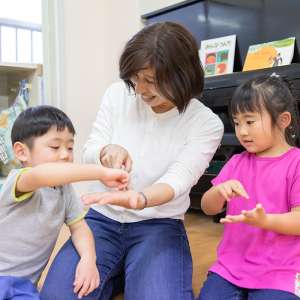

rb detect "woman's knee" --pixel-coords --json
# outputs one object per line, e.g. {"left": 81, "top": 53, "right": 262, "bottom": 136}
{"left": 40, "top": 239, "right": 80, "bottom": 300}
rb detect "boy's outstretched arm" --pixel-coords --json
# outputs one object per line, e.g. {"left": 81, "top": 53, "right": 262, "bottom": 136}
{"left": 201, "top": 180, "right": 249, "bottom": 215}
{"left": 221, "top": 204, "right": 300, "bottom": 235}
{"left": 16, "top": 163, "right": 129, "bottom": 193}
{"left": 69, "top": 220, "right": 100, "bottom": 299}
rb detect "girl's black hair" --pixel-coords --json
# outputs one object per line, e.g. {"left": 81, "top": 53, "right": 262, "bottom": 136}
{"left": 11, "top": 105, "right": 75, "bottom": 148}
{"left": 229, "top": 75, "right": 300, "bottom": 147}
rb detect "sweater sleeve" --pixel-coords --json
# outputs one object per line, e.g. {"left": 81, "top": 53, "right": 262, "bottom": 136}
{"left": 155, "top": 110, "right": 224, "bottom": 198}
{"left": 82, "top": 85, "right": 115, "bottom": 165}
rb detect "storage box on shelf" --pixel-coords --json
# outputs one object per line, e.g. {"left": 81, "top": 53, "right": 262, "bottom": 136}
{"left": 0, "top": 62, "right": 42, "bottom": 107}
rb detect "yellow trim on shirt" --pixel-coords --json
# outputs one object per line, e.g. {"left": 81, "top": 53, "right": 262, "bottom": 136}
{"left": 67, "top": 209, "right": 88, "bottom": 226}
{"left": 13, "top": 168, "right": 34, "bottom": 202}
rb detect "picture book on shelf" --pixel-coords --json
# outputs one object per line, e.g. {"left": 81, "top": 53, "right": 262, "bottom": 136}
{"left": 243, "top": 37, "right": 295, "bottom": 71}
{"left": 199, "top": 34, "right": 236, "bottom": 77}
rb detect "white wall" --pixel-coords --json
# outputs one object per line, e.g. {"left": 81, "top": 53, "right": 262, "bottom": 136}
{"left": 139, "top": 0, "right": 186, "bottom": 16}
{"left": 60, "top": 0, "right": 142, "bottom": 163}
{"left": 42, "top": 0, "right": 144, "bottom": 193}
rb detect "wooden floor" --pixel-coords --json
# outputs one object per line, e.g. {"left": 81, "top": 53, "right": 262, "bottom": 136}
{"left": 39, "top": 210, "right": 223, "bottom": 299}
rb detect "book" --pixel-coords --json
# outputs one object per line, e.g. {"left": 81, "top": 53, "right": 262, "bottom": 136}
{"left": 243, "top": 37, "right": 295, "bottom": 71}
{"left": 199, "top": 35, "right": 236, "bottom": 77}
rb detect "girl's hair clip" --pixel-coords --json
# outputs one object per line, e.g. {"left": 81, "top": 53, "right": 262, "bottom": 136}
{"left": 270, "top": 72, "right": 280, "bottom": 78}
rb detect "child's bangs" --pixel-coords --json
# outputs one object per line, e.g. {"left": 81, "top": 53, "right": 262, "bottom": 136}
{"left": 230, "top": 85, "right": 264, "bottom": 117}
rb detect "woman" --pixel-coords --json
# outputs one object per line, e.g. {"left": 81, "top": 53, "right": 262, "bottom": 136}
{"left": 41, "top": 21, "right": 223, "bottom": 300}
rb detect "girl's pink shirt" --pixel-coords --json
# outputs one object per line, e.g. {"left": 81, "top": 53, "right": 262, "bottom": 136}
{"left": 210, "top": 147, "right": 300, "bottom": 296}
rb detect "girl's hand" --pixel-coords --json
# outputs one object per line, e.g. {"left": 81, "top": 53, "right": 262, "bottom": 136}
{"left": 82, "top": 190, "right": 147, "bottom": 210}
{"left": 216, "top": 180, "right": 249, "bottom": 202}
{"left": 100, "top": 144, "right": 133, "bottom": 172}
{"left": 100, "top": 167, "right": 129, "bottom": 190}
{"left": 220, "top": 203, "right": 268, "bottom": 228}
{"left": 73, "top": 257, "right": 100, "bottom": 299}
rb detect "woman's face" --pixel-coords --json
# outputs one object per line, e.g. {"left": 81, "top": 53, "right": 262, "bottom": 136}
{"left": 130, "top": 68, "right": 175, "bottom": 113}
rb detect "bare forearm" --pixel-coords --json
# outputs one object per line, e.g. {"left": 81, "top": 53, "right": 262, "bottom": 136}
{"left": 142, "top": 183, "right": 175, "bottom": 207}
{"left": 70, "top": 221, "right": 96, "bottom": 262}
{"left": 262, "top": 211, "right": 300, "bottom": 235}
{"left": 18, "top": 163, "right": 106, "bottom": 192}
{"left": 201, "top": 187, "right": 226, "bottom": 215}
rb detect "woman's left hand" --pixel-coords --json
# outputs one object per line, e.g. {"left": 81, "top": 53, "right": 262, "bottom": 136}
{"left": 81, "top": 190, "right": 147, "bottom": 210}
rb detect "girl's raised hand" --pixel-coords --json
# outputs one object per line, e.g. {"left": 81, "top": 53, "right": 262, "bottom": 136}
{"left": 216, "top": 179, "right": 249, "bottom": 202}
{"left": 220, "top": 203, "right": 267, "bottom": 228}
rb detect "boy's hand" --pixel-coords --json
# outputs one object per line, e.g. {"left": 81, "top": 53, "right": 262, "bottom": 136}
{"left": 82, "top": 190, "right": 146, "bottom": 210}
{"left": 101, "top": 167, "right": 129, "bottom": 190}
{"left": 220, "top": 203, "right": 268, "bottom": 228}
{"left": 73, "top": 257, "right": 100, "bottom": 299}
{"left": 216, "top": 180, "right": 249, "bottom": 202}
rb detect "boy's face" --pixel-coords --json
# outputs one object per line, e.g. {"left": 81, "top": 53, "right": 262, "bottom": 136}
{"left": 21, "top": 126, "right": 74, "bottom": 167}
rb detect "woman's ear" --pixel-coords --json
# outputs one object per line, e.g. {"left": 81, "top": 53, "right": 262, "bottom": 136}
{"left": 13, "top": 142, "right": 30, "bottom": 163}
{"left": 278, "top": 111, "right": 291, "bottom": 129}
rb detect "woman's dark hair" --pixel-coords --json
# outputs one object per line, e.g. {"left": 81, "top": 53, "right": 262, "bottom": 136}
{"left": 11, "top": 105, "right": 75, "bottom": 148}
{"left": 229, "top": 75, "right": 300, "bottom": 147}
{"left": 119, "top": 21, "right": 204, "bottom": 113}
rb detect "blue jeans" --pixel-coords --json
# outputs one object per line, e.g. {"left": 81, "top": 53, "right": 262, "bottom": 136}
{"left": 197, "top": 272, "right": 299, "bottom": 300}
{"left": 40, "top": 209, "right": 193, "bottom": 300}
{"left": 0, "top": 276, "right": 40, "bottom": 300}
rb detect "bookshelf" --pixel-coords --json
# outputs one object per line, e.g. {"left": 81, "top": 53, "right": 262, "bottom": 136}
{"left": 142, "top": 0, "right": 300, "bottom": 211}
{"left": 0, "top": 62, "right": 43, "bottom": 108}
{"left": 0, "top": 62, "right": 43, "bottom": 185}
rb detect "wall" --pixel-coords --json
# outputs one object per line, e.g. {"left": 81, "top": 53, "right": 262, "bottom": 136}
{"left": 60, "top": 0, "right": 142, "bottom": 162}
{"left": 42, "top": 0, "right": 142, "bottom": 192}
{"left": 139, "top": 0, "right": 187, "bottom": 16}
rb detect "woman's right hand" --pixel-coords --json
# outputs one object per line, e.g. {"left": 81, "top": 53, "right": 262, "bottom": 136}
{"left": 100, "top": 144, "right": 132, "bottom": 172}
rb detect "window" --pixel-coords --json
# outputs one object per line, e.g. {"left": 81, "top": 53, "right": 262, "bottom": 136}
{"left": 0, "top": 0, "right": 42, "bottom": 63}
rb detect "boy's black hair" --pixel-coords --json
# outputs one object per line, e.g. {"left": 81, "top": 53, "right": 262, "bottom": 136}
{"left": 11, "top": 105, "right": 75, "bottom": 148}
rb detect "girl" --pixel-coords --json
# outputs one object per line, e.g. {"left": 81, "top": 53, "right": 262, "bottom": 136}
{"left": 198, "top": 75, "right": 300, "bottom": 300}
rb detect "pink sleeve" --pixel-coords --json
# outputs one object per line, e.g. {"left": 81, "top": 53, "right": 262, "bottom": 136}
{"left": 211, "top": 154, "right": 239, "bottom": 186}
{"left": 289, "top": 161, "right": 300, "bottom": 208}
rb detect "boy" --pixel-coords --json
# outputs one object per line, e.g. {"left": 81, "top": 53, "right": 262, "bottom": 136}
{"left": 0, "top": 105, "right": 129, "bottom": 299}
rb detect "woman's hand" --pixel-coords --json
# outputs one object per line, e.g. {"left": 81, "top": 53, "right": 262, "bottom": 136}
{"left": 73, "top": 257, "right": 100, "bottom": 299}
{"left": 100, "top": 167, "right": 129, "bottom": 190}
{"left": 216, "top": 180, "right": 249, "bottom": 202}
{"left": 220, "top": 203, "right": 268, "bottom": 228}
{"left": 82, "top": 190, "right": 147, "bottom": 210}
{"left": 100, "top": 144, "right": 132, "bottom": 172}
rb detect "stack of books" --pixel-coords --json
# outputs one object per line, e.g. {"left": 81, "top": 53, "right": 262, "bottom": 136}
{"left": 199, "top": 35, "right": 295, "bottom": 76}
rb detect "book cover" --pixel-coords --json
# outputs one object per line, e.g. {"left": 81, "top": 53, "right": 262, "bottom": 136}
{"left": 199, "top": 34, "right": 236, "bottom": 77}
{"left": 243, "top": 37, "right": 295, "bottom": 71}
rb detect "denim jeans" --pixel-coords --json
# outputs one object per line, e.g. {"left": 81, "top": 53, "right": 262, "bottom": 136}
{"left": 0, "top": 276, "right": 40, "bottom": 300}
{"left": 40, "top": 208, "right": 194, "bottom": 300}
{"left": 197, "top": 272, "right": 299, "bottom": 300}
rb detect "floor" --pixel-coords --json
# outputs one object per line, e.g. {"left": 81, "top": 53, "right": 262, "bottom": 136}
{"left": 39, "top": 210, "right": 223, "bottom": 299}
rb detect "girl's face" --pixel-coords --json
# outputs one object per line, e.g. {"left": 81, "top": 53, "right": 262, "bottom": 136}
{"left": 130, "top": 68, "right": 175, "bottom": 113}
{"left": 233, "top": 108, "right": 290, "bottom": 157}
